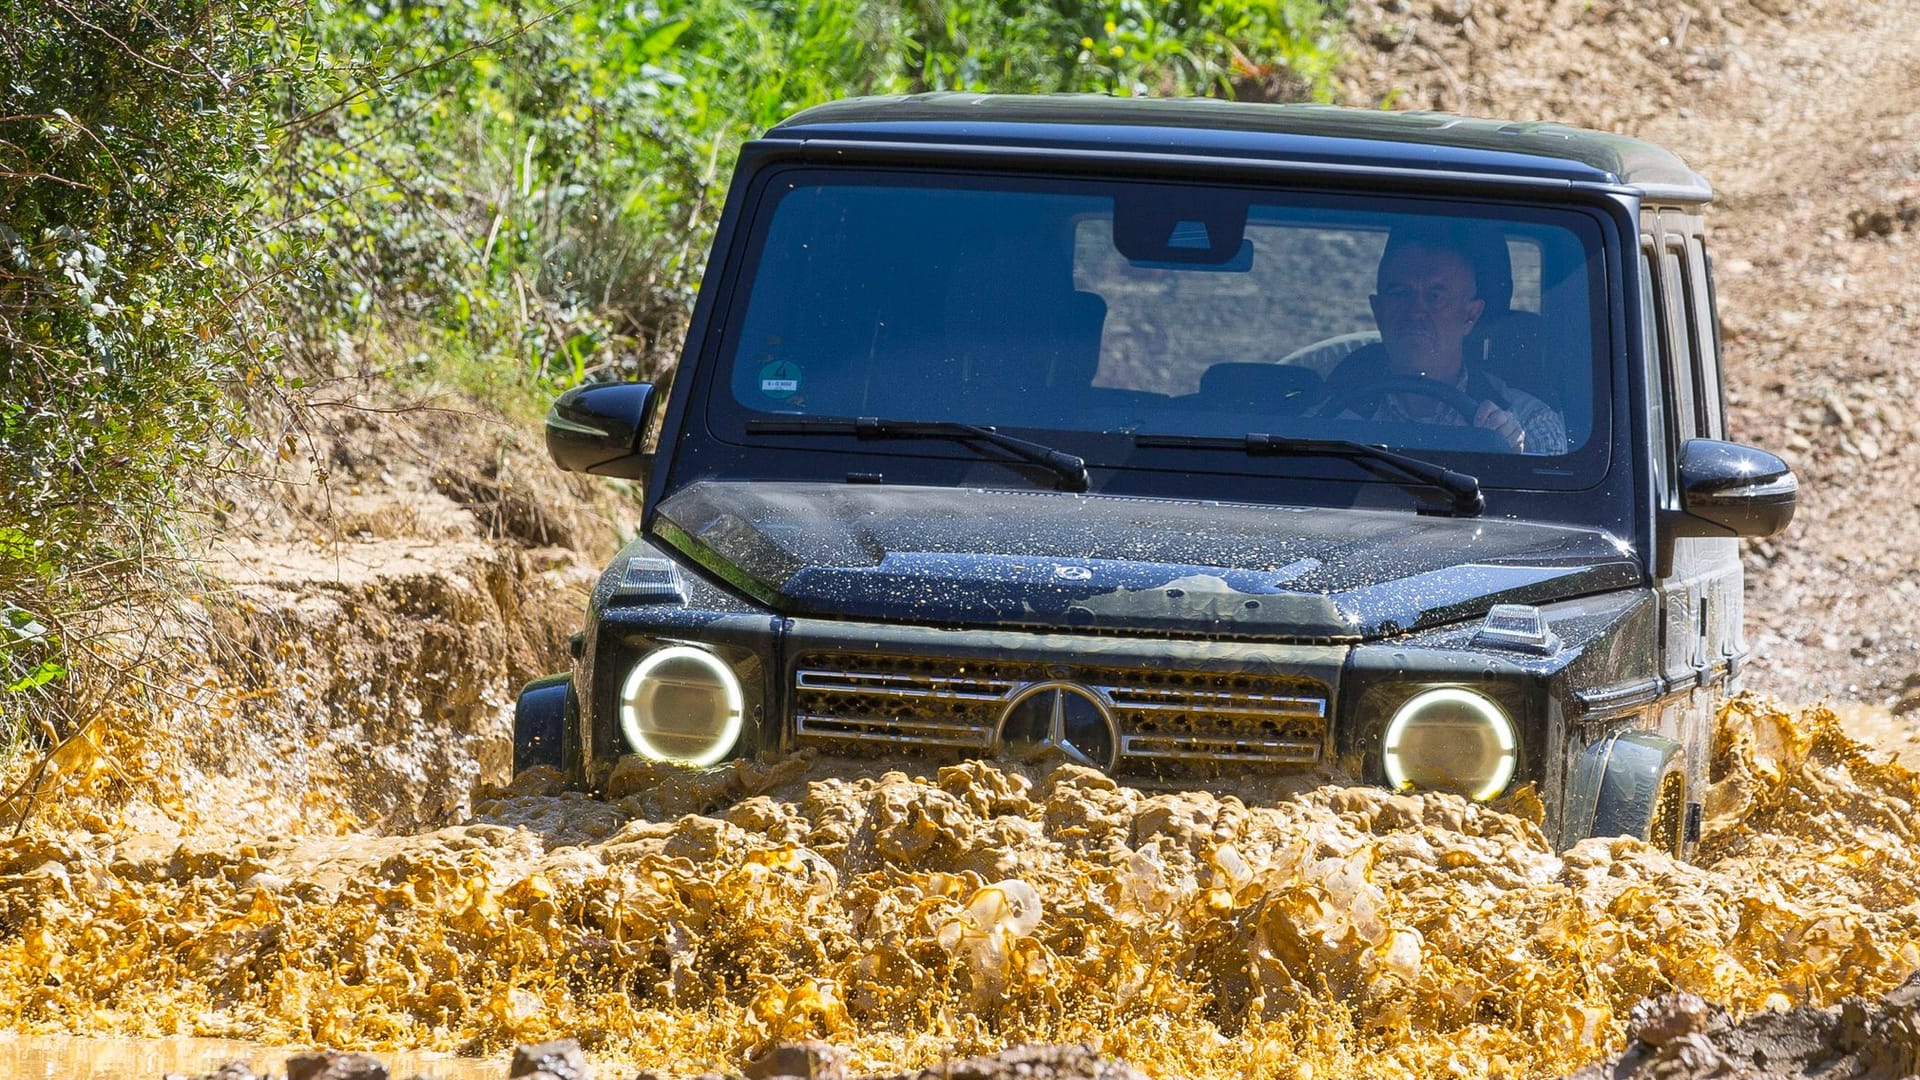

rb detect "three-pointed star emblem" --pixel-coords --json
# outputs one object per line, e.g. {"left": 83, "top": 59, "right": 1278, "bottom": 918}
{"left": 995, "top": 681, "right": 1117, "bottom": 771}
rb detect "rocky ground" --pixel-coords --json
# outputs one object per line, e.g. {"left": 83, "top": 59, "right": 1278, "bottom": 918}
{"left": 1568, "top": 974, "right": 1920, "bottom": 1080}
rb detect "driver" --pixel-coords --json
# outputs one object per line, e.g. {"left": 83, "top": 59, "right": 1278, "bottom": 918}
{"left": 1340, "top": 224, "right": 1567, "bottom": 455}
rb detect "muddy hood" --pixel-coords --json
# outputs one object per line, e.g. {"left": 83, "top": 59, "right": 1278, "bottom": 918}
{"left": 652, "top": 482, "right": 1642, "bottom": 641}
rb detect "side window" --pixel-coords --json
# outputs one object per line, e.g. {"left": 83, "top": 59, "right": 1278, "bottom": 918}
{"left": 1640, "top": 243, "right": 1672, "bottom": 499}
{"left": 1659, "top": 245, "right": 1699, "bottom": 441}
{"left": 1686, "top": 236, "right": 1726, "bottom": 439}
{"left": 1506, "top": 236, "right": 1543, "bottom": 311}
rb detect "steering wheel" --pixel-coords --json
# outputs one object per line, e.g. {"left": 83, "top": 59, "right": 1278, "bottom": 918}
{"left": 1311, "top": 375, "right": 1512, "bottom": 453}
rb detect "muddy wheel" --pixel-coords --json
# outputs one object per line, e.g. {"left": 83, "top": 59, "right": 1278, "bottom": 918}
{"left": 514, "top": 673, "right": 579, "bottom": 776}
{"left": 1648, "top": 767, "right": 1688, "bottom": 857}
{"left": 1579, "top": 731, "right": 1689, "bottom": 857}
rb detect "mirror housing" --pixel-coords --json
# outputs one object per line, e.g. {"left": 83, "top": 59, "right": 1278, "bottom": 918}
{"left": 1669, "top": 438, "right": 1798, "bottom": 539}
{"left": 546, "top": 381, "right": 657, "bottom": 478}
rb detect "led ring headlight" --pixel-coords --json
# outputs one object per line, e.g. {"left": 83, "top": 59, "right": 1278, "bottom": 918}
{"left": 1381, "top": 687, "right": 1516, "bottom": 802}
{"left": 618, "top": 645, "right": 744, "bottom": 767}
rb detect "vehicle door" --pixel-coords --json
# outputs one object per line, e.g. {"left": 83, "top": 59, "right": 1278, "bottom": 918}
{"left": 1643, "top": 208, "right": 1740, "bottom": 811}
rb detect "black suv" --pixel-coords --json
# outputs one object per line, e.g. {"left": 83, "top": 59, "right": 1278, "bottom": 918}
{"left": 516, "top": 95, "right": 1797, "bottom": 854}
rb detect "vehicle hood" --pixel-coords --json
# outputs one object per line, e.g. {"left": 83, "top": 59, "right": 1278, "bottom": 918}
{"left": 651, "top": 481, "right": 1642, "bottom": 642}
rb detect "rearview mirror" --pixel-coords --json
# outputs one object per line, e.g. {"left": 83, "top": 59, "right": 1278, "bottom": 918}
{"left": 1671, "top": 438, "right": 1798, "bottom": 538}
{"left": 546, "top": 382, "right": 657, "bottom": 478}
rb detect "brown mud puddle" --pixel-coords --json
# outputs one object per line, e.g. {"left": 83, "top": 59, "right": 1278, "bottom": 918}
{"left": 2, "top": 697, "right": 1917, "bottom": 1079}
{"left": 0, "top": 1033, "right": 498, "bottom": 1079}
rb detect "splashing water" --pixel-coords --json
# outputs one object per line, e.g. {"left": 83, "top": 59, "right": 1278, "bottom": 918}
{"left": 1, "top": 697, "right": 1917, "bottom": 1078}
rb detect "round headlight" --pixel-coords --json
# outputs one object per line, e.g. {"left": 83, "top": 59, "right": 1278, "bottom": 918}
{"left": 1381, "top": 687, "right": 1516, "bottom": 801}
{"left": 618, "top": 646, "right": 743, "bottom": 767}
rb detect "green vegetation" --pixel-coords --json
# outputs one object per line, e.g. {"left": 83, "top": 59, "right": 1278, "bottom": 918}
{"left": 275, "top": 0, "right": 1346, "bottom": 415}
{"left": 0, "top": 0, "right": 292, "bottom": 752}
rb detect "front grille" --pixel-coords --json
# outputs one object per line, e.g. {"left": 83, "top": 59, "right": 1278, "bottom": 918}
{"left": 791, "top": 653, "right": 1329, "bottom": 769}
{"left": 793, "top": 667, "right": 1011, "bottom": 749}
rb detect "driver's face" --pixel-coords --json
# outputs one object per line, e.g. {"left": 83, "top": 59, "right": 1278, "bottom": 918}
{"left": 1369, "top": 244, "right": 1485, "bottom": 381}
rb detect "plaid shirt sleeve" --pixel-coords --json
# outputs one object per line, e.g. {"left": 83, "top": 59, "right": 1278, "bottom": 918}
{"left": 1501, "top": 385, "right": 1569, "bottom": 455}
{"left": 1374, "top": 371, "right": 1571, "bottom": 456}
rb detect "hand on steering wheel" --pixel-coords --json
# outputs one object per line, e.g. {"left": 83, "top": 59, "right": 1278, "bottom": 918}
{"left": 1312, "top": 375, "right": 1521, "bottom": 452}
{"left": 1469, "top": 399, "right": 1526, "bottom": 452}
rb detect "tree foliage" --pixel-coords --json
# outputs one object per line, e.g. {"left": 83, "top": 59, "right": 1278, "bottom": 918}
{"left": 274, "top": 0, "right": 1345, "bottom": 406}
{"left": 0, "top": 0, "right": 289, "bottom": 723}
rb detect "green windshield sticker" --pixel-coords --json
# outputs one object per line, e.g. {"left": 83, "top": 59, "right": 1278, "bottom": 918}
{"left": 759, "top": 360, "right": 802, "bottom": 400}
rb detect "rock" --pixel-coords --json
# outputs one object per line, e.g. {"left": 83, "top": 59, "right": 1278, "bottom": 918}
{"left": 165, "top": 1065, "right": 260, "bottom": 1080}
{"left": 285, "top": 1051, "right": 388, "bottom": 1080}
{"left": 510, "top": 1039, "right": 591, "bottom": 1080}
{"left": 1626, "top": 992, "right": 1723, "bottom": 1047}
{"left": 743, "top": 1041, "right": 847, "bottom": 1080}
{"left": 1851, "top": 207, "right": 1899, "bottom": 238}
{"left": 1893, "top": 672, "right": 1920, "bottom": 716}
{"left": 1847, "top": 202, "right": 1919, "bottom": 239}
{"left": 1568, "top": 971, "right": 1920, "bottom": 1078}
{"left": 1825, "top": 391, "right": 1855, "bottom": 429}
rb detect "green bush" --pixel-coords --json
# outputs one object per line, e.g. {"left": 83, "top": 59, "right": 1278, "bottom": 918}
{"left": 274, "top": 0, "right": 1345, "bottom": 412}
{"left": 0, "top": 0, "right": 292, "bottom": 726}
{"left": 908, "top": 0, "right": 1342, "bottom": 98}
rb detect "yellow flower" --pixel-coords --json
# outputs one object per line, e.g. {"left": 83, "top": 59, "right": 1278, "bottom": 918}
{"left": 1081, "top": 36, "right": 1094, "bottom": 49}
{"left": 1104, "top": 19, "right": 1117, "bottom": 35}
{"left": 1109, "top": 44, "right": 1125, "bottom": 57}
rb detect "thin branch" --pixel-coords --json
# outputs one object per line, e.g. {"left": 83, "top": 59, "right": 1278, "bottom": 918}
{"left": 23, "top": 106, "right": 132, "bottom": 190}
{"left": 253, "top": 177, "right": 396, "bottom": 236}
{"left": 1, "top": 712, "right": 98, "bottom": 836}
{"left": 0, "top": 168, "right": 93, "bottom": 191}
{"left": 45, "top": 0, "right": 215, "bottom": 82}
{"left": 304, "top": 397, "right": 495, "bottom": 418}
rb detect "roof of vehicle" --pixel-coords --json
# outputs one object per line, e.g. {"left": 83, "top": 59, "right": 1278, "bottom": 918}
{"left": 768, "top": 94, "right": 1712, "bottom": 204}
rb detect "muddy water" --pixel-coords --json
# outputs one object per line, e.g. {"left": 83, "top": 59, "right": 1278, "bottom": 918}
{"left": 2, "top": 697, "right": 1917, "bottom": 1079}
{"left": 0, "top": 1033, "right": 499, "bottom": 1079}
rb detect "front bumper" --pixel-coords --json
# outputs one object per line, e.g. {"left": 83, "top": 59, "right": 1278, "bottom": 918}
{"left": 565, "top": 584, "right": 1680, "bottom": 848}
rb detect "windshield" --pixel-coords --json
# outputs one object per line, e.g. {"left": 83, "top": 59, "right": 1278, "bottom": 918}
{"left": 712, "top": 169, "right": 1611, "bottom": 486}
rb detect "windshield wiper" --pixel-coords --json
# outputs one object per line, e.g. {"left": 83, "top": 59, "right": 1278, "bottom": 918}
{"left": 1135, "top": 432, "right": 1483, "bottom": 516}
{"left": 748, "top": 417, "right": 1091, "bottom": 493}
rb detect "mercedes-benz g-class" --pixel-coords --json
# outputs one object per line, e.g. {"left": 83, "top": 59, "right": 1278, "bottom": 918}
{"left": 516, "top": 95, "right": 1797, "bottom": 853}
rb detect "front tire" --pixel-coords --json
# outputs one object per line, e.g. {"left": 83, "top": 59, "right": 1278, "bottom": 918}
{"left": 513, "top": 674, "right": 579, "bottom": 777}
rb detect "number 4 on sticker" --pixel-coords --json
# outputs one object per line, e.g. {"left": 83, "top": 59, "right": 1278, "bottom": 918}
{"left": 759, "top": 360, "right": 802, "bottom": 399}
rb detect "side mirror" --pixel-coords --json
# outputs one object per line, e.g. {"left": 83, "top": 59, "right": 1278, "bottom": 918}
{"left": 546, "top": 381, "right": 657, "bottom": 478}
{"left": 1671, "top": 438, "right": 1798, "bottom": 539}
